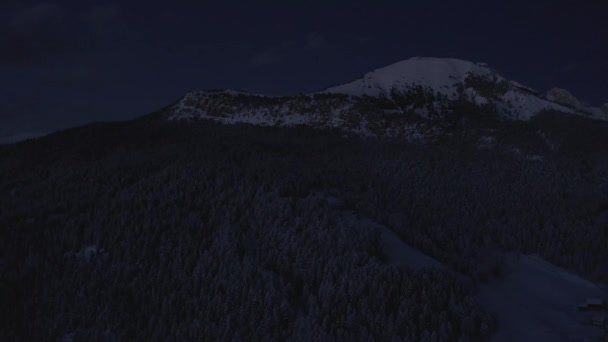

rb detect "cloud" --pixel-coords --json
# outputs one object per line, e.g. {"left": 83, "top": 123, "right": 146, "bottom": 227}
{"left": 9, "top": 3, "right": 65, "bottom": 32}
{"left": 0, "top": 3, "right": 73, "bottom": 64}
{"left": 250, "top": 49, "right": 282, "bottom": 66}
{"left": 0, "top": 3, "right": 128, "bottom": 65}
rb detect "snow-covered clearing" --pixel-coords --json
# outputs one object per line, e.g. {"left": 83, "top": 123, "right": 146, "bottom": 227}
{"left": 317, "top": 192, "right": 607, "bottom": 340}
{"left": 477, "top": 253, "right": 606, "bottom": 341}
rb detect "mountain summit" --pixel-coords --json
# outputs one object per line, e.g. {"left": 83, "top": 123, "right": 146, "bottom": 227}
{"left": 167, "top": 57, "right": 607, "bottom": 140}
{"left": 324, "top": 57, "right": 498, "bottom": 97}
{"left": 323, "top": 57, "right": 604, "bottom": 121}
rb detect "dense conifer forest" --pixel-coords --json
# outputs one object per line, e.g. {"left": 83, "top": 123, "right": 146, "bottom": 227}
{"left": 1, "top": 112, "right": 607, "bottom": 340}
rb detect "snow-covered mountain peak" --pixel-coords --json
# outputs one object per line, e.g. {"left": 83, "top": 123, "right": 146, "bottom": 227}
{"left": 324, "top": 57, "right": 499, "bottom": 97}
{"left": 321, "top": 56, "right": 576, "bottom": 120}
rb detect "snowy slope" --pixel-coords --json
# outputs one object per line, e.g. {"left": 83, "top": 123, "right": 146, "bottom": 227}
{"left": 317, "top": 190, "right": 607, "bottom": 340}
{"left": 324, "top": 57, "right": 496, "bottom": 99}
{"left": 544, "top": 88, "right": 608, "bottom": 120}
{"left": 324, "top": 57, "right": 577, "bottom": 120}
{"left": 477, "top": 253, "right": 606, "bottom": 341}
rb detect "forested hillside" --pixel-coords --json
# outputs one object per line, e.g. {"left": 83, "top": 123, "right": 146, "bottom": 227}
{"left": 1, "top": 116, "right": 606, "bottom": 340}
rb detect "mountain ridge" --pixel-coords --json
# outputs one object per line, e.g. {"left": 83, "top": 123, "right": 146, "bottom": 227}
{"left": 166, "top": 57, "right": 606, "bottom": 141}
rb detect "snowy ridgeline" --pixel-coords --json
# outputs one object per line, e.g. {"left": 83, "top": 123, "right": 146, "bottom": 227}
{"left": 168, "top": 90, "right": 439, "bottom": 142}
{"left": 168, "top": 57, "right": 607, "bottom": 135}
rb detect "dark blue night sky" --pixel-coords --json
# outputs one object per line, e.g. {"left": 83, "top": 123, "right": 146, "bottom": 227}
{"left": 1, "top": 0, "right": 606, "bottom": 136}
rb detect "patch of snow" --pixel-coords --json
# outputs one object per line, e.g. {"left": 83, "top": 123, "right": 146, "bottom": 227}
{"left": 76, "top": 245, "right": 99, "bottom": 262}
{"left": 464, "top": 88, "right": 489, "bottom": 106}
{"left": 498, "top": 90, "right": 575, "bottom": 120}
{"left": 477, "top": 253, "right": 606, "bottom": 342}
